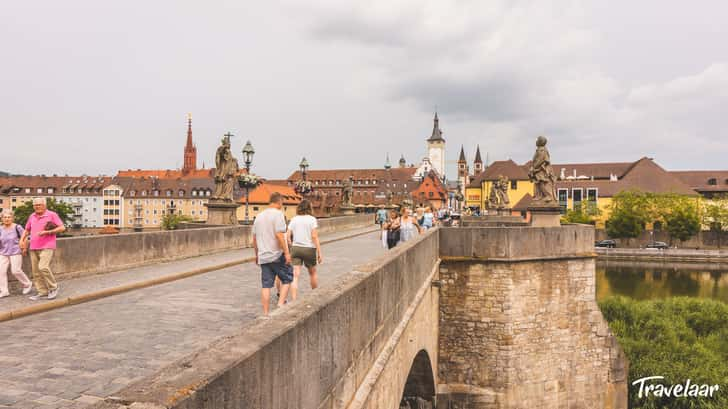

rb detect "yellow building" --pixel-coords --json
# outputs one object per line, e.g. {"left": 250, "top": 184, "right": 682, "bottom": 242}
{"left": 465, "top": 157, "right": 699, "bottom": 227}
{"left": 116, "top": 177, "right": 214, "bottom": 230}
{"left": 466, "top": 160, "right": 533, "bottom": 212}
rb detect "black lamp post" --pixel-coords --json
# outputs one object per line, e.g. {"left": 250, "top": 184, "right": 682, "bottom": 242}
{"left": 299, "top": 157, "right": 309, "bottom": 181}
{"left": 242, "top": 140, "right": 255, "bottom": 224}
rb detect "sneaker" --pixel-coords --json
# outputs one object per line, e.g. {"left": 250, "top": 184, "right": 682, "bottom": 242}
{"left": 47, "top": 288, "right": 59, "bottom": 300}
{"left": 29, "top": 294, "right": 46, "bottom": 301}
{"left": 0, "top": 292, "right": 9, "bottom": 299}
{"left": 22, "top": 285, "right": 33, "bottom": 295}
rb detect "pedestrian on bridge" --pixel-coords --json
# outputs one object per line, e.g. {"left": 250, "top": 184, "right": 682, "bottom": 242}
{"left": 19, "top": 198, "right": 65, "bottom": 301}
{"left": 398, "top": 207, "right": 421, "bottom": 244}
{"left": 0, "top": 210, "right": 33, "bottom": 298}
{"left": 383, "top": 209, "right": 401, "bottom": 249}
{"left": 287, "top": 199, "right": 322, "bottom": 301}
{"left": 253, "top": 192, "right": 293, "bottom": 315}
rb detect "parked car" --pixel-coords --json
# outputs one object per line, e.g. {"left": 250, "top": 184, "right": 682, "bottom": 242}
{"left": 645, "top": 241, "right": 669, "bottom": 250}
{"left": 595, "top": 239, "right": 617, "bottom": 248}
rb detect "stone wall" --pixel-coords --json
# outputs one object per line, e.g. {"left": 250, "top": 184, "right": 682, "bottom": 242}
{"left": 437, "top": 226, "right": 628, "bottom": 409}
{"left": 90, "top": 229, "right": 440, "bottom": 409}
{"left": 14, "top": 214, "right": 373, "bottom": 285}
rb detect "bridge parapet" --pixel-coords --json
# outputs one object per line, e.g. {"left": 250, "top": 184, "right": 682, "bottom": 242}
{"left": 437, "top": 225, "right": 628, "bottom": 409}
{"left": 91, "top": 228, "right": 439, "bottom": 409}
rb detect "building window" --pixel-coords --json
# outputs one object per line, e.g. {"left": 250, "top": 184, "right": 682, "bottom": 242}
{"left": 586, "top": 188, "right": 598, "bottom": 213}
{"left": 428, "top": 192, "right": 434, "bottom": 198}
{"left": 558, "top": 189, "right": 568, "bottom": 214}
{"left": 25, "top": 188, "right": 30, "bottom": 194}
{"left": 510, "top": 180, "right": 518, "bottom": 190}
{"left": 708, "top": 178, "right": 717, "bottom": 185}
{"left": 253, "top": 206, "right": 259, "bottom": 211}
{"left": 48, "top": 188, "right": 54, "bottom": 194}
{"left": 572, "top": 188, "right": 583, "bottom": 211}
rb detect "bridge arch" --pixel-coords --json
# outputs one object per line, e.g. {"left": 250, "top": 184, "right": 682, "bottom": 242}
{"left": 399, "top": 349, "right": 436, "bottom": 408}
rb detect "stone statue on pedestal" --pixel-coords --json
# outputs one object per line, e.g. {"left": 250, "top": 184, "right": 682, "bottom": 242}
{"left": 488, "top": 175, "right": 510, "bottom": 209}
{"left": 212, "top": 135, "right": 239, "bottom": 202}
{"left": 528, "top": 136, "right": 557, "bottom": 205}
{"left": 342, "top": 176, "right": 354, "bottom": 207}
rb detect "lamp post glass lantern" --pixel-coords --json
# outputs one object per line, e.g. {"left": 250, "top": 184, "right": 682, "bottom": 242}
{"left": 242, "top": 141, "right": 255, "bottom": 224}
{"left": 295, "top": 157, "right": 313, "bottom": 195}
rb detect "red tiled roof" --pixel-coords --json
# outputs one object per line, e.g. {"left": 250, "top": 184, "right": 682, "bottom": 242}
{"left": 244, "top": 183, "right": 301, "bottom": 205}
{"left": 117, "top": 169, "right": 217, "bottom": 179}
{"left": 468, "top": 160, "right": 529, "bottom": 187}
{"left": 556, "top": 157, "right": 697, "bottom": 197}
{"left": 287, "top": 167, "right": 417, "bottom": 183}
{"left": 670, "top": 171, "right": 728, "bottom": 192}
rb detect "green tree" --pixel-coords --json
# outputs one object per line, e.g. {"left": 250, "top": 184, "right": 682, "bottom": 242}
{"left": 12, "top": 198, "right": 75, "bottom": 228}
{"left": 561, "top": 205, "right": 600, "bottom": 225}
{"left": 161, "top": 213, "right": 193, "bottom": 230}
{"left": 664, "top": 200, "right": 701, "bottom": 245}
{"left": 703, "top": 196, "right": 728, "bottom": 248}
{"left": 600, "top": 297, "right": 728, "bottom": 409}
{"left": 606, "top": 191, "right": 652, "bottom": 238}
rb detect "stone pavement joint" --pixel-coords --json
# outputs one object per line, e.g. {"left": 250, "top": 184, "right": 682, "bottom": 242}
{"left": 0, "top": 226, "right": 378, "bottom": 323}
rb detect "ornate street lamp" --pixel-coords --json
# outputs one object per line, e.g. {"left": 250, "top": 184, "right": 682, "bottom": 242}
{"left": 299, "top": 157, "right": 309, "bottom": 180}
{"left": 242, "top": 140, "right": 255, "bottom": 224}
{"left": 295, "top": 157, "right": 313, "bottom": 195}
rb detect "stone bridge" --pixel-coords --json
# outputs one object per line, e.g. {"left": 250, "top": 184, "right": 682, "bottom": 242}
{"left": 0, "top": 216, "right": 627, "bottom": 409}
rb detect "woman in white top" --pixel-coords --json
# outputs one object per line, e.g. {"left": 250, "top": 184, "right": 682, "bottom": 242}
{"left": 286, "top": 200, "right": 322, "bottom": 301}
{"left": 398, "top": 207, "right": 421, "bottom": 243}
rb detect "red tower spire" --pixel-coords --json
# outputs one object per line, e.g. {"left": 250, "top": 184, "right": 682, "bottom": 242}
{"left": 182, "top": 113, "right": 197, "bottom": 175}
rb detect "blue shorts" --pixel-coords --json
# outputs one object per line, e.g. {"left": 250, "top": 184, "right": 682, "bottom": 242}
{"left": 260, "top": 254, "right": 293, "bottom": 288}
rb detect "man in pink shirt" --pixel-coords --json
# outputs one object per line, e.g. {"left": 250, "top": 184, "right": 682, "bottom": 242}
{"left": 19, "top": 198, "right": 65, "bottom": 300}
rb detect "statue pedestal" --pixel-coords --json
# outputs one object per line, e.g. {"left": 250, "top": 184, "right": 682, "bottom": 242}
{"left": 205, "top": 201, "right": 242, "bottom": 225}
{"left": 339, "top": 204, "right": 356, "bottom": 216}
{"left": 528, "top": 205, "right": 562, "bottom": 227}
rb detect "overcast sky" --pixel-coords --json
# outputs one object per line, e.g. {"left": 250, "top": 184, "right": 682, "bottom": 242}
{"left": 2, "top": 1, "right": 727, "bottom": 179}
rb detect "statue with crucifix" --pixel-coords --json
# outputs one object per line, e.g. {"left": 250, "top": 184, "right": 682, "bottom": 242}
{"left": 212, "top": 133, "right": 239, "bottom": 201}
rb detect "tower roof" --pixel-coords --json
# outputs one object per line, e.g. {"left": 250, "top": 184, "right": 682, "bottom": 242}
{"left": 385, "top": 153, "right": 392, "bottom": 170}
{"left": 458, "top": 145, "right": 466, "bottom": 162}
{"left": 426, "top": 112, "right": 445, "bottom": 142}
{"left": 474, "top": 145, "right": 483, "bottom": 164}
{"left": 185, "top": 113, "right": 194, "bottom": 149}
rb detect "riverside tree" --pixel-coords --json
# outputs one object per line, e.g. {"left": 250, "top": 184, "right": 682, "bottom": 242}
{"left": 12, "top": 198, "right": 75, "bottom": 227}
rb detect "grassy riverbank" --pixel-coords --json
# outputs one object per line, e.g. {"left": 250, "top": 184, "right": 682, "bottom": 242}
{"left": 599, "top": 296, "right": 728, "bottom": 408}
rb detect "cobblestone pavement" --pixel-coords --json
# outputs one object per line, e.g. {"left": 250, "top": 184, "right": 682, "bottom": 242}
{"left": 0, "top": 231, "right": 386, "bottom": 408}
{"left": 0, "top": 226, "right": 376, "bottom": 315}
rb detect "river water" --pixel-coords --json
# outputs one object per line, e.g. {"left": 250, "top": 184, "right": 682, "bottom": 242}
{"left": 595, "top": 259, "right": 728, "bottom": 303}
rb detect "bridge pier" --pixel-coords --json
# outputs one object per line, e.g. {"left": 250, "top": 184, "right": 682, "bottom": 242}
{"left": 436, "top": 226, "right": 628, "bottom": 409}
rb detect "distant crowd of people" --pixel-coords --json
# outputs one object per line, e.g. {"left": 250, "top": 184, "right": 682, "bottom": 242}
{"left": 0, "top": 197, "right": 65, "bottom": 300}
{"left": 375, "top": 205, "right": 441, "bottom": 250}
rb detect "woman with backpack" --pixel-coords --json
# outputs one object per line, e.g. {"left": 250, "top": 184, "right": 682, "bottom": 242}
{"left": 0, "top": 210, "right": 33, "bottom": 298}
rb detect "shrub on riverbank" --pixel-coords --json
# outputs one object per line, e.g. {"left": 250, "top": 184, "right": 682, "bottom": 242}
{"left": 599, "top": 296, "right": 728, "bottom": 409}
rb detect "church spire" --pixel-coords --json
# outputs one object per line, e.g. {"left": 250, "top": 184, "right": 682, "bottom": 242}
{"left": 182, "top": 113, "right": 197, "bottom": 175}
{"left": 384, "top": 153, "right": 392, "bottom": 170}
{"left": 458, "top": 145, "right": 466, "bottom": 162}
{"left": 473, "top": 144, "right": 483, "bottom": 174}
{"left": 427, "top": 112, "right": 445, "bottom": 142}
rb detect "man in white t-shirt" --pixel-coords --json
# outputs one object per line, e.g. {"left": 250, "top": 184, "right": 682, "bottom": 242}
{"left": 253, "top": 192, "right": 292, "bottom": 315}
{"left": 286, "top": 199, "right": 322, "bottom": 301}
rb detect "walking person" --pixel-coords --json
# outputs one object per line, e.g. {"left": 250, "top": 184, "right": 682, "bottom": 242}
{"left": 286, "top": 199, "right": 322, "bottom": 301}
{"left": 398, "top": 207, "right": 421, "bottom": 244}
{"left": 253, "top": 192, "right": 293, "bottom": 315}
{"left": 376, "top": 205, "right": 389, "bottom": 248}
{"left": 0, "top": 210, "right": 33, "bottom": 298}
{"left": 384, "top": 209, "right": 401, "bottom": 249}
{"left": 422, "top": 206, "right": 435, "bottom": 230}
{"left": 19, "top": 198, "right": 64, "bottom": 300}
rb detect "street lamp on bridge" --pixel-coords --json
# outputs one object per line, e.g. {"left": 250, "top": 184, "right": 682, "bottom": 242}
{"left": 242, "top": 140, "right": 255, "bottom": 224}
